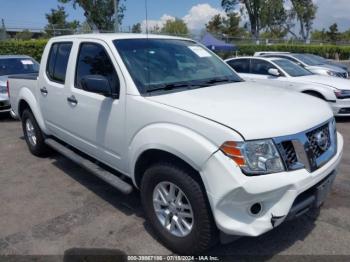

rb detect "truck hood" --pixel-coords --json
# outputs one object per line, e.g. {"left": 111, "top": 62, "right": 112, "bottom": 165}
{"left": 146, "top": 82, "right": 333, "bottom": 140}
{"left": 306, "top": 64, "right": 347, "bottom": 73}
{"left": 296, "top": 75, "right": 350, "bottom": 90}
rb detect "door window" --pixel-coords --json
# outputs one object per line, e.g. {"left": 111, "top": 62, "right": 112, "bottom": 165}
{"left": 46, "top": 42, "right": 73, "bottom": 84}
{"left": 227, "top": 59, "right": 250, "bottom": 73}
{"left": 251, "top": 59, "right": 277, "bottom": 75}
{"left": 75, "top": 42, "right": 120, "bottom": 96}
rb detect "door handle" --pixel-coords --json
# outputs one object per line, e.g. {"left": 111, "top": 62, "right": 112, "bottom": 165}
{"left": 40, "top": 87, "right": 48, "bottom": 95}
{"left": 67, "top": 95, "right": 78, "bottom": 106}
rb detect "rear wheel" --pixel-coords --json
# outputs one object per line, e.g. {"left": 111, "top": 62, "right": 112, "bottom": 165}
{"left": 141, "top": 162, "right": 217, "bottom": 254}
{"left": 21, "top": 109, "right": 49, "bottom": 157}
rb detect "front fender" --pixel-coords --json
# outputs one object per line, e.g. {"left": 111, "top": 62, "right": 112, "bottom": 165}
{"left": 128, "top": 123, "right": 219, "bottom": 184}
{"left": 299, "top": 84, "right": 337, "bottom": 101}
{"left": 18, "top": 87, "right": 48, "bottom": 134}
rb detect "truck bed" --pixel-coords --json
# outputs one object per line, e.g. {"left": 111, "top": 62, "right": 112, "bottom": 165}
{"left": 8, "top": 73, "right": 39, "bottom": 117}
{"left": 8, "top": 73, "right": 39, "bottom": 80}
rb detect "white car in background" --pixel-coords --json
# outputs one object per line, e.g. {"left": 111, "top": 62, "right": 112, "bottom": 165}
{"left": 0, "top": 55, "right": 39, "bottom": 118}
{"left": 254, "top": 52, "right": 348, "bottom": 78}
{"left": 226, "top": 56, "right": 350, "bottom": 116}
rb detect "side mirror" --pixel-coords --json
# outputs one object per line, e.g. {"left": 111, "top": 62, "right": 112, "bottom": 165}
{"left": 81, "top": 75, "right": 112, "bottom": 97}
{"left": 268, "top": 68, "right": 280, "bottom": 77}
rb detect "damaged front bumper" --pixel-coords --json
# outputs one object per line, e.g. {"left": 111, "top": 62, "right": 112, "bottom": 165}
{"left": 200, "top": 133, "right": 343, "bottom": 237}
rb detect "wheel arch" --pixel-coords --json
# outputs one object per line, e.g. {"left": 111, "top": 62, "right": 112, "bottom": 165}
{"left": 17, "top": 88, "right": 48, "bottom": 134}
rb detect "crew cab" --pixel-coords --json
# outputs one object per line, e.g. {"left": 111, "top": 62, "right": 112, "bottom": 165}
{"left": 225, "top": 56, "right": 350, "bottom": 116}
{"left": 9, "top": 34, "right": 344, "bottom": 254}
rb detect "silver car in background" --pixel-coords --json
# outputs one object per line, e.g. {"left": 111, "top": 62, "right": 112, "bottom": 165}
{"left": 0, "top": 55, "right": 39, "bottom": 118}
{"left": 255, "top": 52, "right": 348, "bottom": 78}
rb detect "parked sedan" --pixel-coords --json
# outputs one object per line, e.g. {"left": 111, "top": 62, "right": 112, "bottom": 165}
{"left": 226, "top": 56, "right": 350, "bottom": 116}
{"left": 306, "top": 53, "right": 349, "bottom": 73}
{"left": 254, "top": 52, "right": 348, "bottom": 78}
{"left": 0, "top": 55, "right": 39, "bottom": 118}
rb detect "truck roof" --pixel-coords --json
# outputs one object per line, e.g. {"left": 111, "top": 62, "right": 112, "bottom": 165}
{"left": 50, "top": 33, "right": 191, "bottom": 42}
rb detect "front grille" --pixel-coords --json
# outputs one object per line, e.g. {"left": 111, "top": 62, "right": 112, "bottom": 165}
{"left": 281, "top": 141, "right": 298, "bottom": 168}
{"left": 306, "top": 123, "right": 331, "bottom": 158}
{"left": 335, "top": 72, "right": 348, "bottom": 78}
{"left": 339, "top": 108, "right": 350, "bottom": 114}
{"left": 276, "top": 119, "right": 336, "bottom": 172}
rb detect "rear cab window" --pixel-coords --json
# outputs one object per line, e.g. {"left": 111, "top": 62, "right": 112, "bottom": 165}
{"left": 46, "top": 42, "right": 73, "bottom": 84}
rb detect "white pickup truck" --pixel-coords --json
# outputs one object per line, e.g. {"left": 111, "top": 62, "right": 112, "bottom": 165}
{"left": 9, "top": 34, "right": 343, "bottom": 254}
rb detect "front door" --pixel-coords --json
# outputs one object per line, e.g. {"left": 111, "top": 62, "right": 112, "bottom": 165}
{"left": 60, "top": 40, "right": 126, "bottom": 170}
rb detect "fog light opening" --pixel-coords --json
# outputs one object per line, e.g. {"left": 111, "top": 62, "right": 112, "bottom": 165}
{"left": 250, "top": 203, "right": 262, "bottom": 216}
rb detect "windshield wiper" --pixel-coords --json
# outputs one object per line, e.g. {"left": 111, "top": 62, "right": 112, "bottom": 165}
{"left": 146, "top": 82, "right": 198, "bottom": 93}
{"left": 200, "top": 77, "right": 240, "bottom": 86}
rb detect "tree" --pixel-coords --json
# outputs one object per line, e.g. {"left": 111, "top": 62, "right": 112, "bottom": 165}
{"left": 260, "top": 0, "right": 293, "bottom": 39}
{"left": 45, "top": 6, "right": 79, "bottom": 36}
{"left": 15, "top": 30, "right": 34, "bottom": 40}
{"left": 290, "top": 0, "right": 317, "bottom": 41}
{"left": 131, "top": 23, "right": 142, "bottom": 33}
{"left": 327, "top": 23, "right": 340, "bottom": 44}
{"left": 206, "top": 14, "right": 224, "bottom": 35}
{"left": 206, "top": 13, "right": 247, "bottom": 38}
{"left": 59, "top": 0, "right": 126, "bottom": 32}
{"left": 161, "top": 19, "right": 189, "bottom": 36}
{"left": 222, "top": 0, "right": 264, "bottom": 40}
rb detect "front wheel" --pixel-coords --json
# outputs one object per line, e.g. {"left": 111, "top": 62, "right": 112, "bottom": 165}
{"left": 141, "top": 162, "right": 217, "bottom": 254}
{"left": 21, "top": 109, "right": 49, "bottom": 157}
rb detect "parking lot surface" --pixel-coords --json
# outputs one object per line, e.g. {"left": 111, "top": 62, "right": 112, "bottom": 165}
{"left": 0, "top": 113, "right": 350, "bottom": 258}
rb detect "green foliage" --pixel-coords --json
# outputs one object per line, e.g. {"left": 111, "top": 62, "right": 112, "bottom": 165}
{"left": 131, "top": 23, "right": 142, "bottom": 33}
{"left": 59, "top": 0, "right": 125, "bottom": 32}
{"left": 161, "top": 19, "right": 189, "bottom": 36}
{"left": 206, "top": 13, "right": 248, "bottom": 38}
{"left": 45, "top": 6, "right": 80, "bottom": 36}
{"left": 1, "top": 40, "right": 349, "bottom": 67}
{"left": 290, "top": 0, "right": 317, "bottom": 41}
{"left": 0, "top": 40, "right": 48, "bottom": 61}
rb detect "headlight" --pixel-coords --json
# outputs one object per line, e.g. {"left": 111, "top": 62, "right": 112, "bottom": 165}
{"left": 334, "top": 89, "right": 350, "bottom": 99}
{"left": 220, "top": 140, "right": 285, "bottom": 175}
{"left": 327, "top": 71, "right": 337, "bottom": 77}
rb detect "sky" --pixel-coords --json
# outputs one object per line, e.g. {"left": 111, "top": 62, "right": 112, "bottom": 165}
{"left": 0, "top": 0, "right": 350, "bottom": 32}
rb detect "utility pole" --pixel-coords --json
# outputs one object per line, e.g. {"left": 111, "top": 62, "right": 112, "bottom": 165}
{"left": 114, "top": 0, "right": 119, "bottom": 32}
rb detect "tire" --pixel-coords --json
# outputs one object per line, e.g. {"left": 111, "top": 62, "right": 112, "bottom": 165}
{"left": 141, "top": 162, "right": 217, "bottom": 254}
{"left": 21, "top": 109, "right": 49, "bottom": 157}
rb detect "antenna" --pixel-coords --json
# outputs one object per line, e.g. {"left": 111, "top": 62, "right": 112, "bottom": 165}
{"left": 145, "top": 0, "right": 149, "bottom": 36}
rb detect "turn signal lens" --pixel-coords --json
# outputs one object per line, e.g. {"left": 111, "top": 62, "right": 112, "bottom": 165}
{"left": 220, "top": 141, "right": 245, "bottom": 166}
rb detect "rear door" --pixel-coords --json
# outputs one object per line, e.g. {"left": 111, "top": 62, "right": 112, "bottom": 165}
{"left": 38, "top": 41, "right": 73, "bottom": 138}
{"left": 60, "top": 39, "right": 126, "bottom": 170}
{"left": 226, "top": 58, "right": 251, "bottom": 79}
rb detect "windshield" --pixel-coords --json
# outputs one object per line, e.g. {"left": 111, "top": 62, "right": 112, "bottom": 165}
{"left": 113, "top": 39, "right": 241, "bottom": 94}
{"left": 306, "top": 54, "right": 327, "bottom": 63}
{"left": 292, "top": 54, "right": 323, "bottom": 66}
{"left": 0, "top": 58, "right": 39, "bottom": 76}
{"left": 274, "top": 59, "right": 313, "bottom": 77}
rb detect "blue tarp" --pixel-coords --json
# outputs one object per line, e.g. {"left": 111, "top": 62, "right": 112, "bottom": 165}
{"left": 201, "top": 33, "right": 237, "bottom": 51}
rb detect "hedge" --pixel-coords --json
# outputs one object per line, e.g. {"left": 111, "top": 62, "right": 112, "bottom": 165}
{"left": 0, "top": 40, "right": 48, "bottom": 62}
{"left": 1, "top": 39, "right": 350, "bottom": 62}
